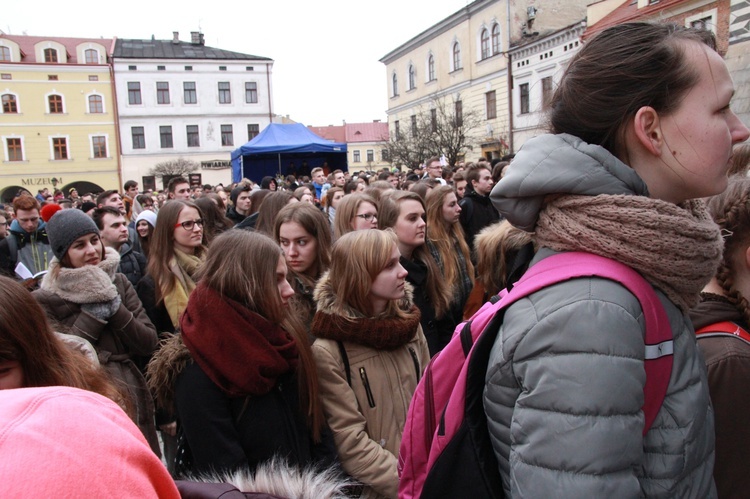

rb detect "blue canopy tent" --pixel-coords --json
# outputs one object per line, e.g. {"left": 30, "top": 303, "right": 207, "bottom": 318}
{"left": 231, "top": 123, "right": 348, "bottom": 183}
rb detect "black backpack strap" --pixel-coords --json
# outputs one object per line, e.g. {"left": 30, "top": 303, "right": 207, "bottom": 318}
{"left": 337, "top": 340, "right": 351, "bottom": 387}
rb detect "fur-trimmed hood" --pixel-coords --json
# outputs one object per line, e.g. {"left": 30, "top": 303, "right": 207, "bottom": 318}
{"left": 313, "top": 270, "right": 415, "bottom": 320}
{"left": 40, "top": 247, "right": 121, "bottom": 304}
{"left": 146, "top": 333, "right": 191, "bottom": 413}
{"left": 177, "top": 457, "right": 351, "bottom": 498}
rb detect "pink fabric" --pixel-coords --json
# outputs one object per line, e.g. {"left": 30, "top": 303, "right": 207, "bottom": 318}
{"left": 0, "top": 386, "right": 179, "bottom": 498}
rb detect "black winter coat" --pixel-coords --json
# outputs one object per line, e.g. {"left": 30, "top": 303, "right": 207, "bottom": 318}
{"left": 458, "top": 189, "right": 500, "bottom": 251}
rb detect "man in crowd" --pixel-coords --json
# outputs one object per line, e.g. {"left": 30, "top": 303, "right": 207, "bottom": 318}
{"left": 123, "top": 180, "right": 139, "bottom": 221}
{"left": 97, "top": 190, "right": 126, "bottom": 216}
{"left": 226, "top": 185, "right": 252, "bottom": 226}
{"left": 311, "top": 167, "right": 326, "bottom": 201}
{"left": 167, "top": 177, "right": 191, "bottom": 201}
{"left": 0, "top": 196, "right": 52, "bottom": 282}
{"left": 0, "top": 210, "right": 9, "bottom": 240}
{"left": 92, "top": 207, "right": 147, "bottom": 287}
{"left": 459, "top": 164, "right": 500, "bottom": 251}
{"left": 423, "top": 157, "right": 448, "bottom": 186}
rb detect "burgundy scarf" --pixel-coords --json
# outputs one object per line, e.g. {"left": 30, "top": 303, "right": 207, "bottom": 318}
{"left": 181, "top": 283, "right": 299, "bottom": 397}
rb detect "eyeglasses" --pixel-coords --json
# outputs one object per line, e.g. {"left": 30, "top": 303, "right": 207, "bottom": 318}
{"left": 174, "top": 219, "right": 204, "bottom": 231}
{"left": 356, "top": 213, "right": 377, "bottom": 221}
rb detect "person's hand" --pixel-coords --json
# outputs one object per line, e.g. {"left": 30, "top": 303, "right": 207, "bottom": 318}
{"left": 81, "top": 296, "right": 121, "bottom": 321}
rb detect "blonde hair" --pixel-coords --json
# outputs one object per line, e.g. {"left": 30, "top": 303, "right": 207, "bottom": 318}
{"left": 328, "top": 230, "right": 410, "bottom": 318}
{"left": 426, "top": 185, "right": 475, "bottom": 291}
{"left": 333, "top": 193, "right": 378, "bottom": 240}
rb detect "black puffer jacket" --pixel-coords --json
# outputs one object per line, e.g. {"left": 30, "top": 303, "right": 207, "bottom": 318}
{"left": 118, "top": 242, "right": 147, "bottom": 287}
{"left": 459, "top": 189, "right": 500, "bottom": 250}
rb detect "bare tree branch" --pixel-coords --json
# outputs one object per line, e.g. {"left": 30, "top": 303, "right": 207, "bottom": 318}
{"left": 148, "top": 157, "right": 199, "bottom": 178}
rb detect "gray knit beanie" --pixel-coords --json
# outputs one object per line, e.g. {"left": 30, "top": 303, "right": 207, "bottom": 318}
{"left": 46, "top": 209, "right": 100, "bottom": 260}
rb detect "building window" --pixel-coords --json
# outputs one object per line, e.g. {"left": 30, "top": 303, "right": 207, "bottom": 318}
{"left": 0, "top": 47, "right": 10, "bottom": 62}
{"left": 88, "top": 75, "right": 98, "bottom": 81}
{"left": 183, "top": 82, "right": 197, "bottom": 104}
{"left": 481, "top": 29, "right": 490, "bottom": 59}
{"left": 382, "top": 149, "right": 390, "bottom": 162}
{"left": 408, "top": 65, "right": 416, "bottom": 90}
{"left": 2, "top": 94, "right": 17, "bottom": 114}
{"left": 245, "top": 82, "right": 258, "bottom": 103}
{"left": 160, "top": 126, "right": 173, "bottom": 148}
{"left": 52, "top": 137, "right": 68, "bottom": 160}
{"left": 492, "top": 24, "right": 501, "bottom": 54}
{"left": 184, "top": 65, "right": 193, "bottom": 71}
{"left": 430, "top": 108, "right": 437, "bottom": 133}
{"left": 84, "top": 49, "right": 98, "bottom": 64}
{"left": 542, "top": 77, "right": 553, "bottom": 109}
{"left": 452, "top": 42, "right": 462, "bottom": 71}
{"left": 411, "top": 115, "right": 418, "bottom": 137}
{"left": 44, "top": 48, "right": 58, "bottom": 63}
{"left": 186, "top": 125, "right": 200, "bottom": 147}
{"left": 156, "top": 82, "right": 170, "bottom": 104}
{"left": 48, "top": 75, "right": 58, "bottom": 81}
{"left": 157, "top": 65, "right": 166, "bottom": 71}
{"left": 690, "top": 16, "right": 712, "bottom": 30}
{"left": 128, "top": 65, "right": 137, "bottom": 71}
{"left": 247, "top": 124, "right": 260, "bottom": 140}
{"left": 1, "top": 74, "right": 11, "bottom": 80}
{"left": 428, "top": 55, "right": 435, "bottom": 81}
{"left": 88, "top": 95, "right": 103, "bottom": 113}
{"left": 486, "top": 90, "right": 496, "bottom": 120}
{"left": 48, "top": 94, "right": 63, "bottom": 114}
{"left": 221, "top": 124, "right": 234, "bottom": 146}
{"left": 367, "top": 150, "right": 374, "bottom": 162}
{"left": 219, "top": 66, "right": 227, "bottom": 71}
{"left": 392, "top": 73, "right": 398, "bottom": 97}
{"left": 246, "top": 66, "right": 254, "bottom": 71}
{"left": 519, "top": 83, "right": 530, "bottom": 114}
{"left": 131, "top": 127, "right": 145, "bottom": 149}
{"left": 92, "top": 136, "right": 107, "bottom": 158}
{"left": 394, "top": 120, "right": 400, "bottom": 139}
{"left": 353, "top": 150, "right": 361, "bottom": 162}
{"left": 6, "top": 138, "right": 22, "bottom": 161}
{"left": 128, "top": 82, "right": 142, "bottom": 105}
{"left": 218, "top": 82, "right": 231, "bottom": 103}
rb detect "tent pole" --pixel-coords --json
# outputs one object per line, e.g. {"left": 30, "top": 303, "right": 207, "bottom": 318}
{"left": 278, "top": 154, "right": 281, "bottom": 178}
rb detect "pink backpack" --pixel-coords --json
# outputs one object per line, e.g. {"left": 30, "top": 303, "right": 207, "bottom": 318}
{"left": 398, "top": 252, "right": 674, "bottom": 499}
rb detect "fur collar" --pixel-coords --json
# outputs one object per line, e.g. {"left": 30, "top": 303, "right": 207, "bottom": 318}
{"left": 147, "top": 333, "right": 192, "bottom": 414}
{"left": 311, "top": 272, "right": 421, "bottom": 349}
{"left": 40, "top": 247, "right": 120, "bottom": 304}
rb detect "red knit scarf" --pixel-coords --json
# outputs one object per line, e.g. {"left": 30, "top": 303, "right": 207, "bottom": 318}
{"left": 180, "top": 283, "right": 299, "bottom": 397}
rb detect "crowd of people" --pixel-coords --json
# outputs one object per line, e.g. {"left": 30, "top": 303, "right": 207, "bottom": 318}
{"left": 1, "top": 22, "right": 749, "bottom": 499}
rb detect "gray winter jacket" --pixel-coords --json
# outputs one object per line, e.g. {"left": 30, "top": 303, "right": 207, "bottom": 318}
{"left": 483, "top": 134, "right": 716, "bottom": 498}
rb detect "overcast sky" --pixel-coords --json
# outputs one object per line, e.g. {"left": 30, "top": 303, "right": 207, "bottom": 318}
{"left": 5, "top": 0, "right": 470, "bottom": 126}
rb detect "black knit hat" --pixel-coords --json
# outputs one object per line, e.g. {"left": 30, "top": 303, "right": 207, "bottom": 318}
{"left": 46, "top": 209, "right": 100, "bottom": 260}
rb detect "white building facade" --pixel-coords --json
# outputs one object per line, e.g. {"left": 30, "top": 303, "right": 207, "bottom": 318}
{"left": 113, "top": 32, "right": 274, "bottom": 189}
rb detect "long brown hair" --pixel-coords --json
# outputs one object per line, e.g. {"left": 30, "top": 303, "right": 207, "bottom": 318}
{"left": 194, "top": 197, "right": 232, "bottom": 245}
{"left": 147, "top": 200, "right": 206, "bottom": 303}
{"left": 706, "top": 175, "right": 750, "bottom": 326}
{"left": 196, "top": 231, "right": 325, "bottom": 441}
{"left": 255, "top": 191, "right": 295, "bottom": 236}
{"left": 426, "top": 186, "right": 475, "bottom": 293}
{"left": 0, "top": 276, "right": 130, "bottom": 412}
{"left": 333, "top": 193, "right": 378, "bottom": 240}
{"left": 379, "top": 191, "right": 452, "bottom": 318}
{"left": 273, "top": 202, "right": 332, "bottom": 288}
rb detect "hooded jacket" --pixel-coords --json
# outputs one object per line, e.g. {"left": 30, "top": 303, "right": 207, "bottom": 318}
{"left": 483, "top": 134, "right": 716, "bottom": 498}
{"left": 310, "top": 274, "right": 430, "bottom": 499}
{"left": 0, "top": 218, "right": 52, "bottom": 277}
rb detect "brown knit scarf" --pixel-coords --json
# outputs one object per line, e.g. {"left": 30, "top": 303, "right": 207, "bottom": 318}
{"left": 534, "top": 194, "right": 723, "bottom": 311}
{"left": 311, "top": 306, "right": 422, "bottom": 350}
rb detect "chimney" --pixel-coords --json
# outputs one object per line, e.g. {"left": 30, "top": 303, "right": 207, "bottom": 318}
{"left": 172, "top": 31, "right": 179, "bottom": 44}
{"left": 191, "top": 31, "right": 204, "bottom": 45}
{"left": 373, "top": 119, "right": 381, "bottom": 123}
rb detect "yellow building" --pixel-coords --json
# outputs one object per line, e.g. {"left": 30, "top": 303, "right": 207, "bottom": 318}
{"left": 0, "top": 35, "right": 120, "bottom": 202}
{"left": 309, "top": 121, "right": 391, "bottom": 173}
{"left": 380, "top": 0, "right": 511, "bottom": 164}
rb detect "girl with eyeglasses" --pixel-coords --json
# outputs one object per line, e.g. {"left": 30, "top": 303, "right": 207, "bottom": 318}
{"left": 32, "top": 209, "right": 160, "bottom": 455}
{"left": 333, "top": 193, "right": 378, "bottom": 240}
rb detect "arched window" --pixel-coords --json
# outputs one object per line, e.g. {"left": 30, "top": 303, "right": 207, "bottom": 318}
{"left": 84, "top": 49, "right": 98, "bottom": 64}
{"left": 408, "top": 65, "right": 416, "bottom": 90}
{"left": 2, "top": 94, "right": 18, "bottom": 113}
{"left": 392, "top": 73, "right": 398, "bottom": 97}
{"left": 452, "top": 42, "right": 462, "bottom": 71}
{"left": 44, "top": 48, "right": 58, "bottom": 63}
{"left": 0, "top": 47, "right": 10, "bottom": 62}
{"left": 48, "top": 94, "right": 63, "bottom": 113}
{"left": 428, "top": 55, "right": 435, "bottom": 81}
{"left": 88, "top": 95, "right": 103, "bottom": 113}
{"left": 492, "top": 24, "right": 501, "bottom": 55}
{"left": 481, "top": 29, "right": 490, "bottom": 59}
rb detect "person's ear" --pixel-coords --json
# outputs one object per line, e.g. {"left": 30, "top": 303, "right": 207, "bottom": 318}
{"left": 632, "top": 106, "right": 663, "bottom": 156}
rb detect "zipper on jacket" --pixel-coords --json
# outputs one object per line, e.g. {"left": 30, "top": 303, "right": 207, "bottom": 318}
{"left": 359, "top": 367, "right": 376, "bottom": 408}
{"left": 408, "top": 347, "right": 420, "bottom": 382}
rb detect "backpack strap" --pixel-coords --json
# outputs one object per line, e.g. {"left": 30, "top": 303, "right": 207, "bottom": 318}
{"left": 337, "top": 340, "right": 352, "bottom": 387}
{"left": 696, "top": 321, "right": 750, "bottom": 346}
{"left": 6, "top": 233, "right": 18, "bottom": 265}
{"left": 496, "top": 251, "right": 673, "bottom": 434}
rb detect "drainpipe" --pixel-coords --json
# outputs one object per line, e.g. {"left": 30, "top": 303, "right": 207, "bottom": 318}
{"left": 506, "top": 0, "right": 514, "bottom": 154}
{"left": 109, "top": 45, "right": 123, "bottom": 190}
{"left": 266, "top": 63, "right": 273, "bottom": 123}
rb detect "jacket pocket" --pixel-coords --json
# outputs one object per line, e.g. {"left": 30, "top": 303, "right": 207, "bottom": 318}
{"left": 359, "top": 367, "right": 376, "bottom": 408}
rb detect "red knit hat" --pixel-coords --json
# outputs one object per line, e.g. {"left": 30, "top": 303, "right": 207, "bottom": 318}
{"left": 39, "top": 203, "right": 62, "bottom": 222}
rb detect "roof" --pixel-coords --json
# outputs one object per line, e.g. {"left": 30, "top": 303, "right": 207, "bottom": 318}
{"left": 232, "top": 123, "right": 347, "bottom": 160}
{"left": 308, "top": 122, "right": 389, "bottom": 143}
{"left": 114, "top": 38, "right": 271, "bottom": 61}
{"left": 0, "top": 34, "right": 115, "bottom": 63}
{"left": 584, "top": 0, "right": 686, "bottom": 39}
